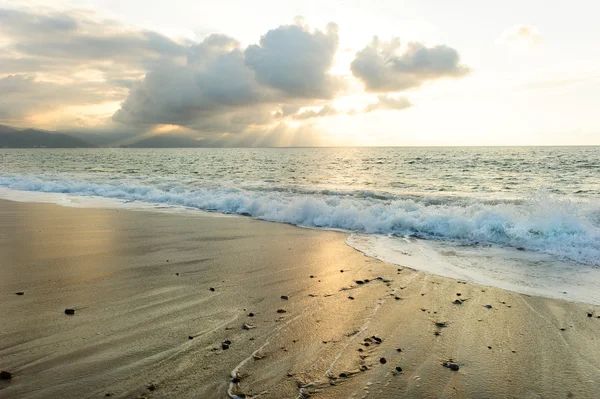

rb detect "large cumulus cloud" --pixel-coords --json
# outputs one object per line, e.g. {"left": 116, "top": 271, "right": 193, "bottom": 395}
{"left": 351, "top": 37, "right": 469, "bottom": 92}
{"left": 113, "top": 23, "right": 344, "bottom": 133}
{"left": 244, "top": 23, "right": 341, "bottom": 98}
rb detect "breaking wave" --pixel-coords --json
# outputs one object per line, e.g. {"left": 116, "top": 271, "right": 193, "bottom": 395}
{"left": 1, "top": 173, "right": 599, "bottom": 266}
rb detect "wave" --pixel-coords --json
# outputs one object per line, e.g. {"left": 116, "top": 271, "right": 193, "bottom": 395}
{"left": 1, "top": 173, "right": 599, "bottom": 266}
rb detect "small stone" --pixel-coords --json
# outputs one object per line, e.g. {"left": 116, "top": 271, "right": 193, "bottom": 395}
{"left": 339, "top": 372, "right": 348, "bottom": 378}
{"left": 348, "top": 296, "right": 355, "bottom": 300}
{"left": 64, "top": 308, "right": 75, "bottom": 315}
{"left": 396, "top": 348, "right": 402, "bottom": 352}
{"left": 443, "top": 362, "right": 459, "bottom": 371}
{"left": 248, "top": 312, "right": 255, "bottom": 317}
{"left": 222, "top": 343, "right": 230, "bottom": 350}
{"left": 276, "top": 309, "right": 287, "bottom": 313}
{"left": 281, "top": 295, "right": 289, "bottom": 300}
{"left": 340, "top": 270, "right": 344, "bottom": 273}
{"left": 105, "top": 394, "right": 111, "bottom": 397}
{"left": 232, "top": 377, "right": 240, "bottom": 383}
{"left": 356, "top": 280, "right": 364, "bottom": 285}
{"left": 0, "top": 371, "right": 12, "bottom": 380}
{"left": 456, "top": 293, "right": 461, "bottom": 296}
{"left": 358, "top": 348, "right": 364, "bottom": 352}
{"left": 434, "top": 331, "right": 441, "bottom": 336}
{"left": 15, "top": 292, "right": 24, "bottom": 295}
{"left": 587, "top": 312, "right": 593, "bottom": 318}
{"left": 166, "top": 260, "right": 169, "bottom": 262}
{"left": 379, "top": 357, "right": 387, "bottom": 364}
{"left": 395, "top": 366, "right": 403, "bottom": 373}
{"left": 394, "top": 296, "right": 401, "bottom": 300}
{"left": 484, "top": 305, "right": 493, "bottom": 309}
{"left": 188, "top": 336, "right": 194, "bottom": 340}
{"left": 209, "top": 287, "right": 215, "bottom": 292}
{"left": 147, "top": 383, "right": 156, "bottom": 391}
{"left": 175, "top": 273, "right": 179, "bottom": 276}
{"left": 364, "top": 279, "right": 370, "bottom": 283}
{"left": 309, "top": 275, "right": 315, "bottom": 278}
{"left": 453, "top": 299, "right": 463, "bottom": 305}
{"left": 560, "top": 328, "right": 566, "bottom": 331}
{"left": 487, "top": 346, "right": 492, "bottom": 349}
{"left": 372, "top": 336, "right": 382, "bottom": 343}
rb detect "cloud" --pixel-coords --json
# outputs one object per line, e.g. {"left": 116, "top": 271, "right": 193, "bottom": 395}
{"left": 0, "top": 74, "right": 124, "bottom": 122}
{"left": 0, "top": 6, "right": 469, "bottom": 146}
{"left": 365, "top": 95, "right": 412, "bottom": 112}
{"left": 292, "top": 105, "right": 339, "bottom": 120}
{"left": 351, "top": 37, "right": 470, "bottom": 92}
{"left": 245, "top": 23, "right": 342, "bottom": 98}
{"left": 499, "top": 25, "right": 541, "bottom": 47}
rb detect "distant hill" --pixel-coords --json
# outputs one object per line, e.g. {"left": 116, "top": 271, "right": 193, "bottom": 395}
{"left": 0, "top": 125, "right": 94, "bottom": 148}
{"left": 129, "top": 134, "right": 205, "bottom": 148}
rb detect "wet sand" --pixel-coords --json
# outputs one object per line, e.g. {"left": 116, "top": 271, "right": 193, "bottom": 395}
{"left": 1, "top": 199, "right": 599, "bottom": 399}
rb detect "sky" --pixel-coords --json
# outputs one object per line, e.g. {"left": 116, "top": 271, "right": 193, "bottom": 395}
{"left": 1, "top": 0, "right": 599, "bottom": 146}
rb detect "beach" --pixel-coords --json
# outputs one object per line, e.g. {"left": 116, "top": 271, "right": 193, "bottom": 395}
{"left": 1, "top": 198, "right": 599, "bottom": 399}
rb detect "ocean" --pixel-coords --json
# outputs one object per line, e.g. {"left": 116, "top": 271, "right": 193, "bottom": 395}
{"left": 1, "top": 147, "right": 599, "bottom": 304}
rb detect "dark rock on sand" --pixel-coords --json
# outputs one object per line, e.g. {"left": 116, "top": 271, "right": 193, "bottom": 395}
{"left": 222, "top": 342, "right": 230, "bottom": 350}
{"left": 309, "top": 275, "right": 315, "bottom": 278}
{"left": 348, "top": 296, "right": 355, "bottom": 300}
{"left": 340, "top": 270, "right": 344, "bottom": 273}
{"left": 277, "top": 309, "right": 287, "bottom": 313}
{"left": 232, "top": 377, "right": 241, "bottom": 383}
{"left": 395, "top": 366, "right": 403, "bottom": 372}
{"left": 248, "top": 312, "right": 255, "bottom": 317}
{"left": 587, "top": 312, "right": 593, "bottom": 318}
{"left": 443, "top": 362, "right": 460, "bottom": 371}
{"left": 15, "top": 292, "right": 24, "bottom": 295}
{"left": 453, "top": 299, "right": 464, "bottom": 305}
{"left": 339, "top": 372, "right": 348, "bottom": 378}
{"left": 484, "top": 305, "right": 493, "bottom": 309}
{"left": 356, "top": 280, "right": 364, "bottom": 285}
{"left": 361, "top": 365, "right": 369, "bottom": 371}
{"left": 188, "top": 336, "right": 194, "bottom": 340}
{"left": 147, "top": 383, "right": 156, "bottom": 391}
{"left": 281, "top": 295, "right": 289, "bottom": 300}
{"left": 64, "top": 308, "right": 75, "bottom": 315}
{"left": 209, "top": 287, "right": 215, "bottom": 292}
{"left": 0, "top": 371, "right": 12, "bottom": 380}
{"left": 372, "top": 336, "right": 382, "bottom": 343}
{"left": 456, "top": 293, "right": 461, "bottom": 296}
{"left": 175, "top": 273, "right": 179, "bottom": 276}
{"left": 379, "top": 357, "right": 387, "bottom": 364}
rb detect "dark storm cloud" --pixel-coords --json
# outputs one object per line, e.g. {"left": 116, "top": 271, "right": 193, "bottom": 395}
{"left": 351, "top": 37, "right": 469, "bottom": 92}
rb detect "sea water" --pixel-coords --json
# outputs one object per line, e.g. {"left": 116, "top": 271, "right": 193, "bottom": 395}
{"left": 1, "top": 147, "right": 598, "bottom": 303}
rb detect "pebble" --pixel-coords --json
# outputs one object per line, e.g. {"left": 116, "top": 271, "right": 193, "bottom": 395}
{"left": 188, "top": 336, "right": 194, "bottom": 340}
{"left": 379, "top": 357, "right": 387, "bottom": 364}
{"left": 348, "top": 296, "right": 355, "bottom": 300}
{"left": 276, "top": 309, "right": 287, "bottom": 314}
{"left": 395, "top": 366, "right": 403, "bottom": 372}
{"left": 0, "top": 371, "right": 12, "bottom": 380}
{"left": 209, "top": 287, "right": 215, "bottom": 292}
{"left": 587, "top": 312, "right": 593, "bottom": 318}
{"left": 309, "top": 275, "right": 315, "bottom": 278}
{"left": 15, "top": 292, "right": 24, "bottom": 295}
{"left": 175, "top": 273, "right": 179, "bottom": 276}
{"left": 222, "top": 342, "right": 230, "bottom": 350}
{"left": 396, "top": 348, "right": 402, "bottom": 352}
{"left": 340, "top": 270, "right": 344, "bottom": 273}
{"left": 484, "top": 305, "right": 493, "bottom": 309}
{"left": 147, "top": 383, "right": 156, "bottom": 391}
{"left": 356, "top": 280, "right": 364, "bottom": 285}
{"left": 64, "top": 308, "right": 75, "bottom": 315}
{"left": 248, "top": 312, "right": 255, "bottom": 317}
{"left": 232, "top": 377, "right": 240, "bottom": 383}
{"left": 443, "top": 362, "right": 460, "bottom": 371}
{"left": 281, "top": 295, "right": 289, "bottom": 300}
{"left": 453, "top": 299, "right": 463, "bottom": 305}
{"left": 456, "top": 293, "right": 461, "bottom": 296}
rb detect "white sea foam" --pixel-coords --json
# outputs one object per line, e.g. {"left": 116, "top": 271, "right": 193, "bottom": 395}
{"left": 347, "top": 234, "right": 600, "bottom": 305}
{"left": 0, "top": 174, "right": 599, "bottom": 267}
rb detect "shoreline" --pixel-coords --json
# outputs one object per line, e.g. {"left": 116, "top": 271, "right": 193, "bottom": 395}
{"left": 1, "top": 199, "right": 599, "bottom": 398}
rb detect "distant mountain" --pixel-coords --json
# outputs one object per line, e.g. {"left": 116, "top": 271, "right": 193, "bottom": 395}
{"left": 0, "top": 125, "right": 94, "bottom": 148}
{"left": 129, "top": 134, "right": 205, "bottom": 148}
